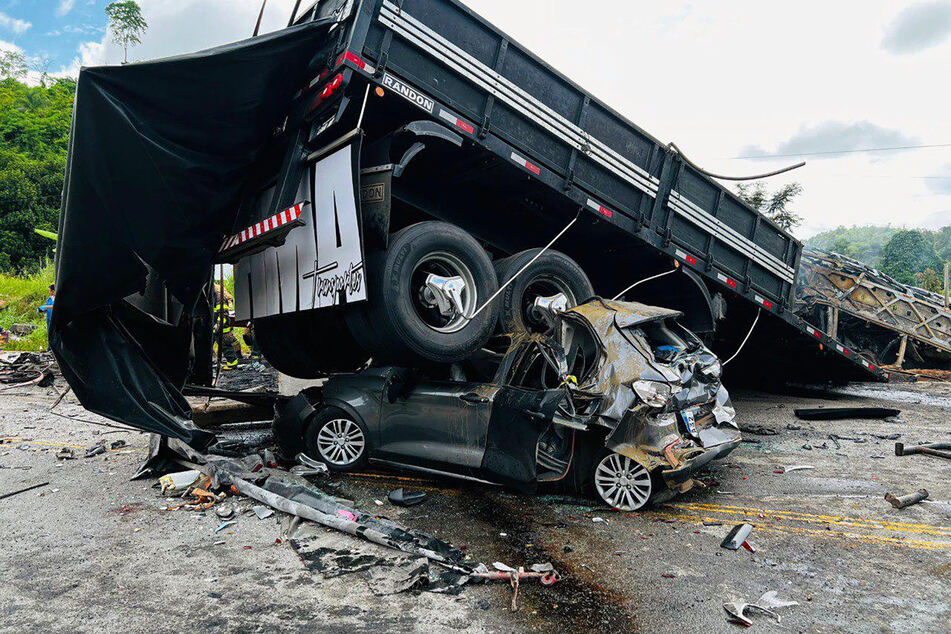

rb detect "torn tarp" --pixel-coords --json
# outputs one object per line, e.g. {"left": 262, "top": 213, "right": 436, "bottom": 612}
{"left": 51, "top": 20, "right": 336, "bottom": 445}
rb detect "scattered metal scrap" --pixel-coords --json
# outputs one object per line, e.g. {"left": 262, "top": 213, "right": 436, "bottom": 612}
{"left": 885, "top": 489, "right": 929, "bottom": 509}
{"left": 0, "top": 352, "right": 55, "bottom": 389}
{"left": 724, "top": 590, "right": 799, "bottom": 626}
{"left": 794, "top": 407, "right": 900, "bottom": 421}
{"left": 720, "top": 523, "right": 754, "bottom": 551}
{"left": 0, "top": 481, "right": 49, "bottom": 500}
{"left": 895, "top": 441, "right": 951, "bottom": 461}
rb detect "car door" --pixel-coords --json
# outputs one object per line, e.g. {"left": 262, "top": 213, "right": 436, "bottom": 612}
{"left": 376, "top": 379, "right": 501, "bottom": 476}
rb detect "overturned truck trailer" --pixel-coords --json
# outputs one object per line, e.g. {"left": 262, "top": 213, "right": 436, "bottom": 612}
{"left": 52, "top": 0, "right": 884, "bottom": 444}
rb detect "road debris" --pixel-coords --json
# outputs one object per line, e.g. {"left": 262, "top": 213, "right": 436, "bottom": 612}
{"left": 471, "top": 562, "right": 560, "bottom": 611}
{"left": 84, "top": 442, "right": 106, "bottom": 458}
{"left": 720, "top": 523, "right": 754, "bottom": 551}
{"left": 214, "top": 520, "right": 237, "bottom": 533}
{"left": 885, "top": 489, "right": 929, "bottom": 509}
{"left": 778, "top": 465, "right": 815, "bottom": 474}
{"left": 215, "top": 505, "right": 235, "bottom": 519}
{"left": 388, "top": 488, "right": 427, "bottom": 507}
{"left": 895, "top": 441, "right": 951, "bottom": 461}
{"left": 158, "top": 470, "right": 202, "bottom": 496}
{"left": 794, "top": 407, "right": 900, "bottom": 421}
{"left": 0, "top": 481, "right": 49, "bottom": 500}
{"left": 55, "top": 448, "right": 74, "bottom": 460}
{"left": 723, "top": 590, "right": 799, "bottom": 626}
{"left": 252, "top": 505, "right": 274, "bottom": 519}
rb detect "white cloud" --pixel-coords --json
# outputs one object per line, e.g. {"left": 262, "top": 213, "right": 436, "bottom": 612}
{"left": 882, "top": 1, "right": 951, "bottom": 54}
{"left": 57, "top": 0, "right": 77, "bottom": 17}
{"left": 740, "top": 122, "right": 918, "bottom": 160}
{"left": 0, "top": 39, "right": 22, "bottom": 54}
{"left": 0, "top": 11, "right": 31, "bottom": 34}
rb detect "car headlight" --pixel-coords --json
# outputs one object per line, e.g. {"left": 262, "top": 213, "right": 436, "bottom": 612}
{"left": 701, "top": 360, "right": 722, "bottom": 380}
{"left": 632, "top": 380, "right": 672, "bottom": 408}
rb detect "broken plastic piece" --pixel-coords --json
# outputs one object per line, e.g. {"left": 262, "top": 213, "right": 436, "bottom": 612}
{"left": 781, "top": 465, "right": 815, "bottom": 474}
{"left": 885, "top": 489, "right": 929, "bottom": 509}
{"left": 720, "top": 523, "right": 753, "bottom": 550}
{"left": 388, "top": 488, "right": 427, "bottom": 507}
{"left": 159, "top": 470, "right": 202, "bottom": 496}
{"left": 253, "top": 505, "right": 275, "bottom": 519}
{"left": 214, "top": 520, "right": 237, "bottom": 532}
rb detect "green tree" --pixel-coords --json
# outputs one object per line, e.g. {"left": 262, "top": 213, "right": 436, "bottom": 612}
{"left": 735, "top": 181, "right": 804, "bottom": 231}
{"left": 831, "top": 237, "right": 855, "bottom": 258}
{"left": 0, "top": 77, "right": 75, "bottom": 272}
{"left": 878, "top": 230, "right": 941, "bottom": 284}
{"left": 0, "top": 50, "right": 27, "bottom": 81}
{"left": 914, "top": 268, "right": 943, "bottom": 293}
{"left": 105, "top": 1, "right": 148, "bottom": 64}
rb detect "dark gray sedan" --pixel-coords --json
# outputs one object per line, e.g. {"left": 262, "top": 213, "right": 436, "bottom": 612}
{"left": 274, "top": 299, "right": 741, "bottom": 510}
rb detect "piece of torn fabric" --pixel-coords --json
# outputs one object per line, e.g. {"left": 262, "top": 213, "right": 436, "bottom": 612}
{"left": 50, "top": 20, "right": 335, "bottom": 445}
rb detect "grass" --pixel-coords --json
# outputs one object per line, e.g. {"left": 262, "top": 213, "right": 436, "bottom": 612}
{"left": 0, "top": 264, "right": 54, "bottom": 351}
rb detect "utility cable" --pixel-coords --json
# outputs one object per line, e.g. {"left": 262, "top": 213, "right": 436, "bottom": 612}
{"left": 668, "top": 142, "right": 805, "bottom": 181}
{"left": 722, "top": 308, "right": 761, "bottom": 366}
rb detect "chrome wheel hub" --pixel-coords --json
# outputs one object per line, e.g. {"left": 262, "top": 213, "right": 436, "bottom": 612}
{"left": 316, "top": 418, "right": 365, "bottom": 466}
{"left": 594, "top": 453, "right": 652, "bottom": 511}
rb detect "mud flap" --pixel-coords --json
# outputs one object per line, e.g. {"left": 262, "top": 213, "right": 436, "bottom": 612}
{"left": 235, "top": 136, "right": 367, "bottom": 321}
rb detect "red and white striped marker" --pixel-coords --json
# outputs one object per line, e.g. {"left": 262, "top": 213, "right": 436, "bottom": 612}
{"left": 674, "top": 249, "right": 697, "bottom": 267}
{"left": 716, "top": 272, "right": 738, "bottom": 290}
{"left": 438, "top": 109, "right": 474, "bottom": 135}
{"left": 753, "top": 294, "right": 774, "bottom": 310}
{"left": 220, "top": 203, "right": 305, "bottom": 253}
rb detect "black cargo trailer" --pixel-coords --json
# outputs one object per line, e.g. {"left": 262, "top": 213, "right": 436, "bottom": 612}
{"left": 220, "top": 0, "right": 884, "bottom": 383}
{"left": 51, "top": 0, "right": 889, "bottom": 444}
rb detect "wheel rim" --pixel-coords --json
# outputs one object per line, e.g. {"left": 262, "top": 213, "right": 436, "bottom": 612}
{"left": 411, "top": 251, "right": 478, "bottom": 334}
{"left": 522, "top": 276, "right": 576, "bottom": 332}
{"left": 594, "top": 453, "right": 652, "bottom": 511}
{"left": 316, "top": 418, "right": 365, "bottom": 466}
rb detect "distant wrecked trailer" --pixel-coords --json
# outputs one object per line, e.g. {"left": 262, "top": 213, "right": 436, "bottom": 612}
{"left": 798, "top": 249, "right": 951, "bottom": 369}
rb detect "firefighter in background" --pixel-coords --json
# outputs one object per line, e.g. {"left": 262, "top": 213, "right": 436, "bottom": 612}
{"left": 214, "top": 282, "right": 242, "bottom": 370}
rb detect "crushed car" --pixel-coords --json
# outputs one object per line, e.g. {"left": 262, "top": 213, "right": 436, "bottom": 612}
{"left": 274, "top": 298, "right": 741, "bottom": 510}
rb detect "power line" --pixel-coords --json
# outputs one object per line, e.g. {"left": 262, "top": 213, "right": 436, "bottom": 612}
{"left": 729, "top": 142, "right": 951, "bottom": 160}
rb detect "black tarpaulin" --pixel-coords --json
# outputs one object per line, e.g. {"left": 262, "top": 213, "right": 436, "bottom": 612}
{"left": 51, "top": 21, "right": 333, "bottom": 445}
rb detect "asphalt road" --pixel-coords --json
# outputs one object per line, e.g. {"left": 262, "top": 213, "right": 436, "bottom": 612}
{"left": 1, "top": 378, "right": 949, "bottom": 633}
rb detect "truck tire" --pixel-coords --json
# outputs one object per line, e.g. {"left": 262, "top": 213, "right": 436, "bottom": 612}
{"left": 493, "top": 249, "right": 594, "bottom": 334}
{"left": 346, "top": 221, "right": 499, "bottom": 364}
{"left": 254, "top": 309, "right": 368, "bottom": 379}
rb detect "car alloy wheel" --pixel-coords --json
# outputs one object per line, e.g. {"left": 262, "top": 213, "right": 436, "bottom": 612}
{"left": 594, "top": 453, "right": 652, "bottom": 511}
{"left": 315, "top": 417, "right": 366, "bottom": 466}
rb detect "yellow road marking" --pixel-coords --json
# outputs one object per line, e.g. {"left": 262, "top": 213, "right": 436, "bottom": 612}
{"left": 654, "top": 511, "right": 951, "bottom": 551}
{"left": 672, "top": 502, "right": 951, "bottom": 537}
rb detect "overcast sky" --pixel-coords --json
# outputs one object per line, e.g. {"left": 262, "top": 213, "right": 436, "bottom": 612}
{"left": 2, "top": 0, "right": 950, "bottom": 238}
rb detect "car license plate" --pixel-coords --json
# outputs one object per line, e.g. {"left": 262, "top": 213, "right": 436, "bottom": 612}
{"left": 680, "top": 407, "right": 699, "bottom": 436}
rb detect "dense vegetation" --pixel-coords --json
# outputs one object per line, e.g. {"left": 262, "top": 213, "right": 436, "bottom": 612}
{"left": 0, "top": 77, "right": 75, "bottom": 273}
{"left": 807, "top": 225, "right": 951, "bottom": 291}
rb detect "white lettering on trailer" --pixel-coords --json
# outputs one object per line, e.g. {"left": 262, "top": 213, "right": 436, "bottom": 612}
{"left": 381, "top": 73, "right": 435, "bottom": 113}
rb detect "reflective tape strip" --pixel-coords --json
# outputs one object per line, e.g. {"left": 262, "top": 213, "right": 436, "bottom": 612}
{"left": 806, "top": 325, "right": 822, "bottom": 339}
{"left": 511, "top": 152, "right": 540, "bottom": 175}
{"left": 674, "top": 249, "right": 697, "bottom": 267}
{"left": 716, "top": 272, "right": 738, "bottom": 289}
{"left": 220, "top": 203, "right": 305, "bottom": 253}
{"left": 754, "top": 294, "right": 774, "bottom": 310}
{"left": 668, "top": 191, "right": 795, "bottom": 284}
{"left": 379, "top": 2, "right": 660, "bottom": 199}
{"left": 438, "top": 108, "right": 474, "bottom": 134}
{"left": 586, "top": 198, "right": 613, "bottom": 219}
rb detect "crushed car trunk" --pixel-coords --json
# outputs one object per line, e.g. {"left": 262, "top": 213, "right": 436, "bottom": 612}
{"left": 51, "top": 20, "right": 337, "bottom": 444}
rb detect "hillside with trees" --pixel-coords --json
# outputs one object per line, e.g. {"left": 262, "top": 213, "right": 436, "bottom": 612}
{"left": 0, "top": 75, "right": 75, "bottom": 272}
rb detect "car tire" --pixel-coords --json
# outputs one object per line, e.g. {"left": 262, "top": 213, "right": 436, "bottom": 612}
{"left": 493, "top": 249, "right": 594, "bottom": 334}
{"left": 254, "top": 309, "right": 368, "bottom": 379}
{"left": 304, "top": 406, "right": 369, "bottom": 472}
{"left": 589, "top": 449, "right": 653, "bottom": 511}
{"left": 346, "top": 221, "right": 499, "bottom": 364}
